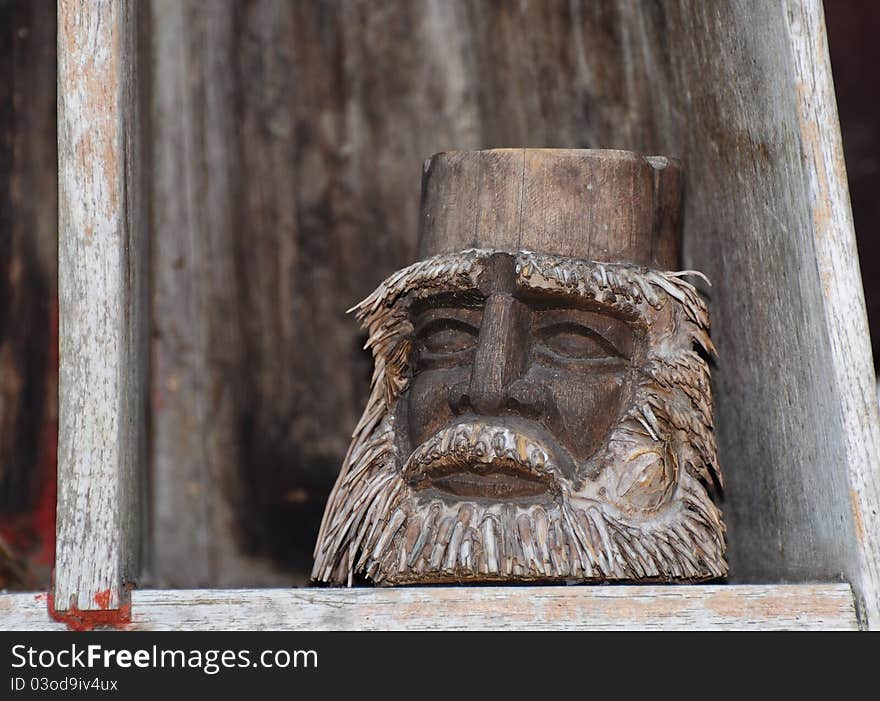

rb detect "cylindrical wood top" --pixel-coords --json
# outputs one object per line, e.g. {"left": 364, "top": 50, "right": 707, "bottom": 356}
{"left": 417, "top": 149, "right": 682, "bottom": 269}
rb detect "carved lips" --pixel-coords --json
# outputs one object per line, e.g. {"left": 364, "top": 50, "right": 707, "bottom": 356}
{"left": 402, "top": 422, "right": 561, "bottom": 500}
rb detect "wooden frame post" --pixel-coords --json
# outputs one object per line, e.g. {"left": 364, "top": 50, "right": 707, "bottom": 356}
{"left": 783, "top": 0, "right": 880, "bottom": 629}
{"left": 54, "top": 0, "right": 145, "bottom": 622}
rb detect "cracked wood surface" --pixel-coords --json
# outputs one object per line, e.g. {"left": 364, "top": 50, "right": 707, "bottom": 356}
{"left": 55, "top": 0, "right": 145, "bottom": 613}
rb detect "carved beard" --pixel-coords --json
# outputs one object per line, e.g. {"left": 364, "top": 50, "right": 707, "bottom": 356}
{"left": 312, "top": 249, "right": 727, "bottom": 585}
{"left": 312, "top": 386, "right": 725, "bottom": 585}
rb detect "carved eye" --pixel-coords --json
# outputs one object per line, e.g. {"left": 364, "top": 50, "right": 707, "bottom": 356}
{"left": 537, "top": 322, "right": 624, "bottom": 362}
{"left": 418, "top": 320, "right": 478, "bottom": 356}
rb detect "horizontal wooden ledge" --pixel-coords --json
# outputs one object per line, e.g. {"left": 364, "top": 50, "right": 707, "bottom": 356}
{"left": 0, "top": 584, "right": 858, "bottom": 631}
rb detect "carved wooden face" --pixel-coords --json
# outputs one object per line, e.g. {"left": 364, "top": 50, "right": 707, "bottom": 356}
{"left": 398, "top": 253, "right": 642, "bottom": 501}
{"left": 313, "top": 249, "right": 726, "bottom": 585}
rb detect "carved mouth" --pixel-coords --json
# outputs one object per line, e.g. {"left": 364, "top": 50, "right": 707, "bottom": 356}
{"left": 403, "top": 422, "right": 560, "bottom": 500}
{"left": 431, "top": 470, "right": 547, "bottom": 499}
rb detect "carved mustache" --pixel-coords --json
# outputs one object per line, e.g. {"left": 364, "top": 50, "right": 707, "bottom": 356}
{"left": 402, "top": 422, "right": 561, "bottom": 495}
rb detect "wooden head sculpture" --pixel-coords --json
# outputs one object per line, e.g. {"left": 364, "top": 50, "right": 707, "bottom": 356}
{"left": 313, "top": 149, "right": 726, "bottom": 585}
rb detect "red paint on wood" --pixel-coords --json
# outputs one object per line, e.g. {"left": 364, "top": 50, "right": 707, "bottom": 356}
{"left": 93, "top": 589, "right": 112, "bottom": 609}
{"left": 47, "top": 588, "right": 132, "bottom": 631}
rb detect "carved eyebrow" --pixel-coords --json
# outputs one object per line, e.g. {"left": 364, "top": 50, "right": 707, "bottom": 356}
{"left": 514, "top": 280, "right": 646, "bottom": 325}
{"left": 352, "top": 249, "right": 491, "bottom": 325}
{"left": 408, "top": 290, "right": 486, "bottom": 319}
{"left": 513, "top": 252, "right": 656, "bottom": 323}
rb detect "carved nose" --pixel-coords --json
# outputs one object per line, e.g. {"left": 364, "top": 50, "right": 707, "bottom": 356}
{"left": 448, "top": 294, "right": 535, "bottom": 417}
{"left": 449, "top": 377, "right": 548, "bottom": 420}
{"left": 449, "top": 381, "right": 502, "bottom": 415}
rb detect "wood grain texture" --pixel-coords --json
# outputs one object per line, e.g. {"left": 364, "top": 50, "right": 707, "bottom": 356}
{"left": 147, "top": 0, "right": 295, "bottom": 589}
{"left": 55, "top": 0, "right": 145, "bottom": 613}
{"left": 418, "top": 149, "right": 681, "bottom": 267}
{"left": 145, "top": 0, "right": 490, "bottom": 587}
{"left": 0, "top": 584, "right": 858, "bottom": 631}
{"left": 783, "top": 0, "right": 880, "bottom": 632}
{"left": 618, "top": 0, "right": 880, "bottom": 629}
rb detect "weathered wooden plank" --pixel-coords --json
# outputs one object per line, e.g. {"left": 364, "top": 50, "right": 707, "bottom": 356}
{"left": 146, "top": 0, "right": 489, "bottom": 586}
{"left": 147, "top": 0, "right": 291, "bottom": 589}
{"left": 55, "top": 0, "right": 145, "bottom": 614}
{"left": 618, "top": 0, "right": 880, "bottom": 629}
{"left": 0, "top": 584, "right": 858, "bottom": 631}
{"left": 782, "top": 0, "right": 880, "bottom": 632}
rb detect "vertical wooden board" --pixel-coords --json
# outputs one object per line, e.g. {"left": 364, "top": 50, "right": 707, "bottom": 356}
{"left": 618, "top": 0, "right": 880, "bottom": 627}
{"left": 147, "top": 0, "right": 490, "bottom": 586}
{"left": 462, "top": 0, "right": 662, "bottom": 151}
{"left": 148, "top": 0, "right": 277, "bottom": 589}
{"left": 782, "top": 0, "right": 880, "bottom": 628}
{"left": 56, "top": 0, "right": 144, "bottom": 613}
